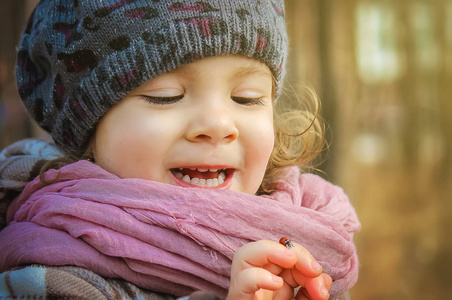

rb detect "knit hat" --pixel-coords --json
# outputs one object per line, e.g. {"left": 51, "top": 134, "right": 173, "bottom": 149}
{"left": 17, "top": 0, "right": 288, "bottom": 155}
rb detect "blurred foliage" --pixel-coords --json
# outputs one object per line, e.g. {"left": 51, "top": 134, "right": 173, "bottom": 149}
{"left": 1, "top": 0, "right": 451, "bottom": 299}
{"left": 283, "top": 0, "right": 452, "bottom": 299}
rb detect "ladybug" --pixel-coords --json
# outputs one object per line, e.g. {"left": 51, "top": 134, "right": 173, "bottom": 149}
{"left": 279, "top": 237, "right": 294, "bottom": 248}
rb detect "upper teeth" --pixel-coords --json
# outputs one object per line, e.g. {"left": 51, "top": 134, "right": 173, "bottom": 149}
{"left": 187, "top": 168, "right": 218, "bottom": 172}
{"left": 174, "top": 168, "right": 226, "bottom": 187}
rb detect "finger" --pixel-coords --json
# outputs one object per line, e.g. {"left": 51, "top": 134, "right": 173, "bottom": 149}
{"left": 291, "top": 270, "right": 330, "bottom": 300}
{"left": 280, "top": 266, "right": 330, "bottom": 291}
{"left": 227, "top": 267, "right": 283, "bottom": 300}
{"left": 290, "top": 241, "right": 323, "bottom": 278}
{"left": 303, "top": 275, "right": 330, "bottom": 300}
{"left": 270, "top": 280, "right": 296, "bottom": 300}
{"left": 279, "top": 268, "right": 298, "bottom": 289}
{"left": 322, "top": 273, "right": 333, "bottom": 290}
{"left": 231, "top": 240, "right": 297, "bottom": 275}
{"left": 261, "top": 262, "right": 284, "bottom": 278}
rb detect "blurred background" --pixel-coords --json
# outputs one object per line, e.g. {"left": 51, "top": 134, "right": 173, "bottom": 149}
{"left": 1, "top": 0, "right": 451, "bottom": 299}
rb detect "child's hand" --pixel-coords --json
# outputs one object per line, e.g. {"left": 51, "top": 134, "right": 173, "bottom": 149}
{"left": 227, "top": 240, "right": 332, "bottom": 300}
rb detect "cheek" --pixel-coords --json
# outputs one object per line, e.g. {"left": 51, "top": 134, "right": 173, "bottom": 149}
{"left": 93, "top": 108, "right": 170, "bottom": 178}
{"left": 252, "top": 111, "right": 275, "bottom": 157}
{"left": 248, "top": 122, "right": 274, "bottom": 167}
{"left": 241, "top": 115, "right": 275, "bottom": 191}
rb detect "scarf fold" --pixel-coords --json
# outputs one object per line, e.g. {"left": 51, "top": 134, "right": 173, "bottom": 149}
{"left": 0, "top": 160, "right": 360, "bottom": 298}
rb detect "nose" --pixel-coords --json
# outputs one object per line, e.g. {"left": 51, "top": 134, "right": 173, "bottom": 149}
{"left": 186, "top": 102, "right": 239, "bottom": 144}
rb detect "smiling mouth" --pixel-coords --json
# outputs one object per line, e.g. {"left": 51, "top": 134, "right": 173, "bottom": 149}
{"left": 170, "top": 168, "right": 233, "bottom": 188}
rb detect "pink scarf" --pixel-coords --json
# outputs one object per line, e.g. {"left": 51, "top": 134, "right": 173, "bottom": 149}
{"left": 0, "top": 160, "right": 360, "bottom": 298}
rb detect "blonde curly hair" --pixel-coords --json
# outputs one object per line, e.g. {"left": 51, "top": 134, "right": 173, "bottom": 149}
{"left": 258, "top": 85, "right": 325, "bottom": 194}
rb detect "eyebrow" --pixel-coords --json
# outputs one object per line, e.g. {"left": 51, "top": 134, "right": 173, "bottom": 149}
{"left": 232, "top": 66, "right": 272, "bottom": 79}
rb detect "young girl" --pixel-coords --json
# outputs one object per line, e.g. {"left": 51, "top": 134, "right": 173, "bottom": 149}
{"left": 0, "top": 1, "right": 360, "bottom": 299}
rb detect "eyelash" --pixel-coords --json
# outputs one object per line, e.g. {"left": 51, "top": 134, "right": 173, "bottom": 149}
{"left": 140, "top": 95, "right": 265, "bottom": 106}
{"left": 140, "top": 95, "right": 184, "bottom": 105}
{"left": 231, "top": 96, "right": 266, "bottom": 106}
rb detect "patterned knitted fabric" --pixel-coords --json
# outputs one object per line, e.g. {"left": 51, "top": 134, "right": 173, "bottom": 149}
{"left": 16, "top": 0, "right": 288, "bottom": 155}
{"left": 0, "top": 139, "right": 63, "bottom": 229}
{"left": 0, "top": 265, "right": 177, "bottom": 299}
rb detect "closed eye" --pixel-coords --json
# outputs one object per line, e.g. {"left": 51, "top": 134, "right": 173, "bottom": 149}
{"left": 140, "top": 95, "right": 184, "bottom": 105}
{"left": 231, "top": 96, "right": 266, "bottom": 106}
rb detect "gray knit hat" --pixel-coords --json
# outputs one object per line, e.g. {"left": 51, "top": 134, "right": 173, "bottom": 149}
{"left": 17, "top": 0, "right": 288, "bottom": 155}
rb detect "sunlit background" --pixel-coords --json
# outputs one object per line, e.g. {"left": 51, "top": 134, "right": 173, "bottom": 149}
{"left": 1, "top": 1, "right": 451, "bottom": 299}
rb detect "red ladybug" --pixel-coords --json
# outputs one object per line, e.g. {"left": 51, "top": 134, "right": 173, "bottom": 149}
{"left": 279, "top": 237, "right": 294, "bottom": 248}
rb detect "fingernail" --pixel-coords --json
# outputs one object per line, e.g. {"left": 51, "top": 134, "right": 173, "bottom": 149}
{"left": 272, "top": 275, "right": 283, "bottom": 283}
{"left": 321, "top": 287, "right": 329, "bottom": 297}
{"left": 311, "top": 260, "right": 322, "bottom": 271}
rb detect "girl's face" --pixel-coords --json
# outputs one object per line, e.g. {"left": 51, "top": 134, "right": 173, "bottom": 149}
{"left": 93, "top": 55, "right": 274, "bottom": 195}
